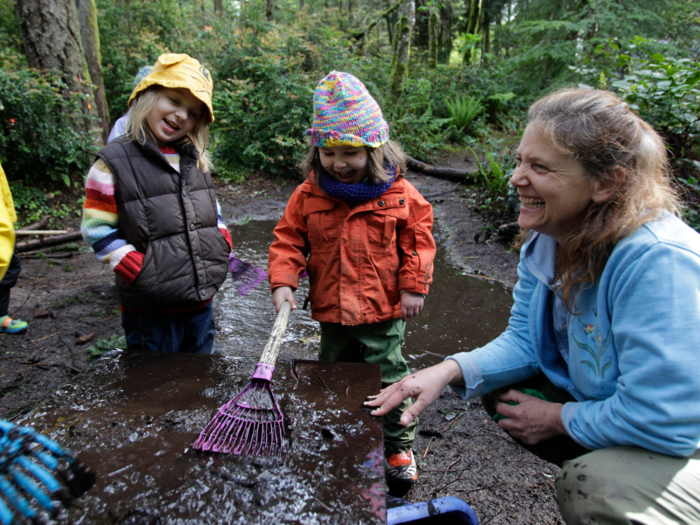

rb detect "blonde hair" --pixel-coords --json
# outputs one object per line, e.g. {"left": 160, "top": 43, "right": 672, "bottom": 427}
{"left": 519, "top": 88, "right": 680, "bottom": 311}
{"left": 125, "top": 86, "right": 212, "bottom": 172}
{"left": 301, "top": 139, "right": 407, "bottom": 183}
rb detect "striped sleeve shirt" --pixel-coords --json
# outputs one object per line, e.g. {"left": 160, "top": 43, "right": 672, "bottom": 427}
{"left": 81, "top": 146, "right": 233, "bottom": 287}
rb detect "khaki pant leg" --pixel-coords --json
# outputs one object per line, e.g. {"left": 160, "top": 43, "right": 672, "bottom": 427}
{"left": 556, "top": 446, "right": 700, "bottom": 525}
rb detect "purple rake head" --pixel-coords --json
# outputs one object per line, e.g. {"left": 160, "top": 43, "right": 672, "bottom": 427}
{"left": 229, "top": 255, "right": 267, "bottom": 297}
{"left": 193, "top": 364, "right": 284, "bottom": 456}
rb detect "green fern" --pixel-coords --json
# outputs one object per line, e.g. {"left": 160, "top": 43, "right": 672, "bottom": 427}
{"left": 445, "top": 95, "right": 484, "bottom": 132}
{"left": 87, "top": 334, "right": 126, "bottom": 360}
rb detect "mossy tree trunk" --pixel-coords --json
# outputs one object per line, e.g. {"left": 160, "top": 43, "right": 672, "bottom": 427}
{"left": 428, "top": 9, "right": 438, "bottom": 68}
{"left": 266, "top": 0, "right": 273, "bottom": 21}
{"left": 214, "top": 0, "right": 223, "bottom": 15}
{"left": 16, "top": 0, "right": 97, "bottom": 133}
{"left": 438, "top": 0, "right": 452, "bottom": 64}
{"left": 75, "top": 0, "right": 109, "bottom": 143}
{"left": 389, "top": 0, "right": 414, "bottom": 104}
{"left": 462, "top": 0, "right": 480, "bottom": 64}
{"left": 480, "top": 2, "right": 490, "bottom": 63}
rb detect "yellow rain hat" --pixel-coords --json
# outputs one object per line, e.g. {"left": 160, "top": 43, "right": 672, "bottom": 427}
{"left": 128, "top": 53, "right": 214, "bottom": 123}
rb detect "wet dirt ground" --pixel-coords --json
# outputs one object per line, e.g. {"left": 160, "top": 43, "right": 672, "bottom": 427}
{"left": 0, "top": 168, "right": 563, "bottom": 524}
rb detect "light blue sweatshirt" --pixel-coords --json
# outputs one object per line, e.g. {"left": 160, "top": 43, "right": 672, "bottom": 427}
{"left": 448, "top": 213, "right": 700, "bottom": 457}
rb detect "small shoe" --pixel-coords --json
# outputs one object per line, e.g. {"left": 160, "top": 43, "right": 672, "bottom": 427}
{"left": 0, "top": 316, "right": 29, "bottom": 334}
{"left": 385, "top": 450, "right": 418, "bottom": 485}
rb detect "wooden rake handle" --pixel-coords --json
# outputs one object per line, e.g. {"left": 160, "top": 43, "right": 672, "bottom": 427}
{"left": 258, "top": 301, "right": 292, "bottom": 366}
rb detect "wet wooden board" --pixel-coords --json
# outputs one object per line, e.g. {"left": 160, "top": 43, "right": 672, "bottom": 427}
{"left": 18, "top": 352, "right": 386, "bottom": 524}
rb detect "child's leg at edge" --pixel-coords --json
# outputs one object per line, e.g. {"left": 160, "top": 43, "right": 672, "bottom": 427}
{"left": 319, "top": 319, "right": 416, "bottom": 455}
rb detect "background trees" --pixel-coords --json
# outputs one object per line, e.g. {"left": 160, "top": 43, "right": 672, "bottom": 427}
{"left": 0, "top": 0, "right": 697, "bottom": 216}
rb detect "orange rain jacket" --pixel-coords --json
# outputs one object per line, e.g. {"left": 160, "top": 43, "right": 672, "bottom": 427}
{"left": 268, "top": 172, "right": 436, "bottom": 326}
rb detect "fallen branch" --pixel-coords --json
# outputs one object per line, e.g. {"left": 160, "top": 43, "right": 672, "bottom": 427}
{"left": 20, "top": 252, "right": 78, "bottom": 260}
{"left": 22, "top": 218, "right": 50, "bottom": 231}
{"left": 430, "top": 455, "right": 463, "bottom": 498}
{"left": 15, "top": 230, "right": 69, "bottom": 236}
{"left": 406, "top": 155, "right": 477, "bottom": 183}
{"left": 15, "top": 232, "right": 83, "bottom": 253}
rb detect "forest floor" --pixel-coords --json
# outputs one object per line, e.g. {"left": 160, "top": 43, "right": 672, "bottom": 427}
{"left": 0, "top": 156, "right": 563, "bottom": 524}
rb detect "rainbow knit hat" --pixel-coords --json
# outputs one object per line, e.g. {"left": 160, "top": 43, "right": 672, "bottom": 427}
{"left": 305, "top": 71, "right": 389, "bottom": 148}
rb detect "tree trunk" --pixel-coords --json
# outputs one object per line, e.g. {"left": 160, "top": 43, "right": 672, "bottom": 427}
{"left": 75, "top": 0, "right": 109, "bottom": 143}
{"left": 16, "top": 0, "right": 97, "bottom": 131}
{"left": 215, "top": 0, "right": 223, "bottom": 14}
{"left": 428, "top": 9, "right": 438, "bottom": 68}
{"left": 462, "top": 0, "right": 480, "bottom": 64}
{"left": 266, "top": 0, "right": 273, "bottom": 20}
{"left": 349, "top": 0, "right": 404, "bottom": 40}
{"left": 481, "top": 4, "right": 490, "bottom": 63}
{"left": 438, "top": 0, "right": 452, "bottom": 64}
{"left": 389, "top": 0, "right": 414, "bottom": 104}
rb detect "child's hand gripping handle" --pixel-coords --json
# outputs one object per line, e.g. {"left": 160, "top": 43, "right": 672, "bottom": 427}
{"left": 253, "top": 301, "right": 292, "bottom": 381}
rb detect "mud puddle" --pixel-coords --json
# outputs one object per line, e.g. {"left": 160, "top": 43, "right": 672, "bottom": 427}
{"left": 214, "top": 220, "right": 513, "bottom": 369}
{"left": 18, "top": 353, "right": 385, "bottom": 524}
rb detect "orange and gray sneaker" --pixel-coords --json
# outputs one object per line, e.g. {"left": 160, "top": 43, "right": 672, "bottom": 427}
{"left": 0, "top": 316, "right": 28, "bottom": 334}
{"left": 385, "top": 450, "right": 418, "bottom": 485}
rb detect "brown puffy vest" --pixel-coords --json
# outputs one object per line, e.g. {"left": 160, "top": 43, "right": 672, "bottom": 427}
{"left": 97, "top": 137, "right": 229, "bottom": 309}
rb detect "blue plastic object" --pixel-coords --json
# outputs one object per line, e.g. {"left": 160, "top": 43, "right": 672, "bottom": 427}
{"left": 0, "top": 419, "right": 95, "bottom": 524}
{"left": 387, "top": 496, "right": 479, "bottom": 525}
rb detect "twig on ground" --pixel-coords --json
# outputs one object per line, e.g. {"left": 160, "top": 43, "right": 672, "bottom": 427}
{"left": 480, "top": 510, "right": 505, "bottom": 525}
{"left": 423, "top": 437, "right": 435, "bottom": 458}
{"left": 29, "top": 332, "right": 59, "bottom": 344}
{"left": 442, "top": 411, "right": 465, "bottom": 432}
{"left": 430, "top": 455, "right": 462, "bottom": 498}
{"left": 462, "top": 273, "right": 499, "bottom": 282}
{"left": 313, "top": 370, "right": 331, "bottom": 392}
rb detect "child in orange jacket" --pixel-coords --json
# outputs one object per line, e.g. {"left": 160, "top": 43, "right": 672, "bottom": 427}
{"left": 268, "top": 71, "right": 436, "bottom": 486}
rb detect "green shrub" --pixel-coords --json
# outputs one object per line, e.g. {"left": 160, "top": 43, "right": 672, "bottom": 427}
{"left": 580, "top": 38, "right": 700, "bottom": 161}
{"left": 212, "top": 73, "right": 314, "bottom": 177}
{"left": 0, "top": 68, "right": 97, "bottom": 185}
{"left": 445, "top": 95, "right": 484, "bottom": 133}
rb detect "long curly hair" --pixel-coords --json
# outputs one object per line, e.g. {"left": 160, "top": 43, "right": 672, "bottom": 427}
{"left": 520, "top": 88, "right": 680, "bottom": 312}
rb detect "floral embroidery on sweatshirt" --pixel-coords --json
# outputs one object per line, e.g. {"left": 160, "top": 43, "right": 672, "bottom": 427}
{"left": 573, "top": 317, "right": 613, "bottom": 380}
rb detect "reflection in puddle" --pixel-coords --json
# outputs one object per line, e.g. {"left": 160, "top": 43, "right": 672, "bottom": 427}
{"left": 215, "top": 219, "right": 513, "bottom": 370}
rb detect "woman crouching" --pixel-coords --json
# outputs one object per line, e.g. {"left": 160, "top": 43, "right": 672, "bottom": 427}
{"left": 367, "top": 88, "right": 700, "bottom": 524}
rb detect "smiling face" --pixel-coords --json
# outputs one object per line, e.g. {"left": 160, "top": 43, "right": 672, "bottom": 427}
{"left": 146, "top": 88, "right": 204, "bottom": 146}
{"left": 318, "top": 146, "right": 368, "bottom": 184}
{"left": 511, "top": 123, "right": 610, "bottom": 244}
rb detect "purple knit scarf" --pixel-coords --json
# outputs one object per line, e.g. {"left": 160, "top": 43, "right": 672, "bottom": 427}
{"left": 318, "top": 168, "right": 396, "bottom": 203}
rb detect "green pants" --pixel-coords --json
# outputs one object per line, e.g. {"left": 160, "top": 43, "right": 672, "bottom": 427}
{"left": 319, "top": 319, "right": 416, "bottom": 455}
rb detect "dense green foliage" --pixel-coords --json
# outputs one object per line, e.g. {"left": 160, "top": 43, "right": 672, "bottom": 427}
{"left": 0, "top": 0, "right": 697, "bottom": 228}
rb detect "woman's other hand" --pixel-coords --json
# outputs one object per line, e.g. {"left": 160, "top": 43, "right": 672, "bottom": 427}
{"left": 496, "top": 389, "right": 567, "bottom": 444}
{"left": 400, "top": 291, "right": 424, "bottom": 321}
{"left": 272, "top": 286, "right": 297, "bottom": 312}
{"left": 365, "top": 359, "right": 463, "bottom": 426}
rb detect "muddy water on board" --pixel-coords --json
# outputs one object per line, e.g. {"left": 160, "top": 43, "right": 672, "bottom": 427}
{"left": 19, "top": 354, "right": 386, "bottom": 524}
{"left": 214, "top": 220, "right": 514, "bottom": 369}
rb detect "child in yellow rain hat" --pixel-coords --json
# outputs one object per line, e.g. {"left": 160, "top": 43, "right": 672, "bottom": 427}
{"left": 81, "top": 53, "right": 232, "bottom": 353}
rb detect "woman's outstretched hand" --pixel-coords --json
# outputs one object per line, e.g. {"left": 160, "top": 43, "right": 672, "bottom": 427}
{"left": 495, "top": 389, "right": 566, "bottom": 445}
{"left": 364, "top": 359, "right": 464, "bottom": 426}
